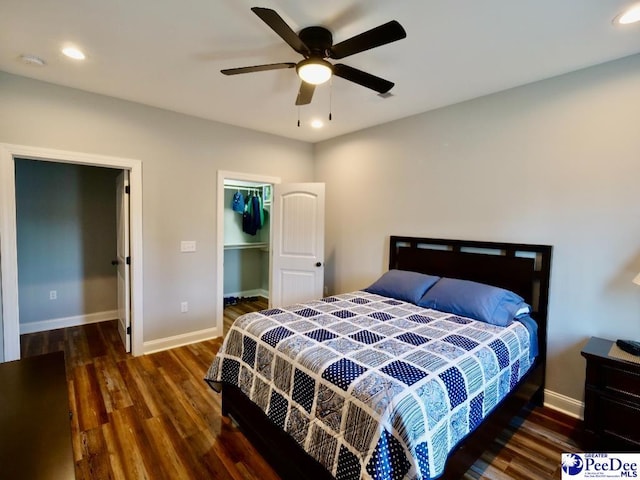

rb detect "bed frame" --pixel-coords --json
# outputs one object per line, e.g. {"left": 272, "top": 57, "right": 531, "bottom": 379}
{"left": 221, "top": 236, "right": 553, "bottom": 480}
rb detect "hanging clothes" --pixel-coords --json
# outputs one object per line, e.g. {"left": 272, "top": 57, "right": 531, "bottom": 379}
{"left": 242, "top": 194, "right": 257, "bottom": 235}
{"left": 251, "top": 193, "right": 262, "bottom": 232}
{"left": 231, "top": 190, "right": 244, "bottom": 213}
{"left": 258, "top": 193, "right": 265, "bottom": 227}
{"left": 241, "top": 190, "right": 265, "bottom": 236}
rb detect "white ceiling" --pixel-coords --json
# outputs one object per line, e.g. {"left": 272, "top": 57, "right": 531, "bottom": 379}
{"left": 2, "top": 0, "right": 640, "bottom": 143}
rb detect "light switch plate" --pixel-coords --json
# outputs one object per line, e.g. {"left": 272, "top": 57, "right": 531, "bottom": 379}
{"left": 181, "top": 240, "right": 196, "bottom": 252}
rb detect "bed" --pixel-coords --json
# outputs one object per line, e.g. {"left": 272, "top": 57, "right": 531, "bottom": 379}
{"left": 206, "top": 236, "right": 552, "bottom": 479}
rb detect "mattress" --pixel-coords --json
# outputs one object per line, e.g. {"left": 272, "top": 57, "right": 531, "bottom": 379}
{"left": 206, "top": 291, "right": 536, "bottom": 480}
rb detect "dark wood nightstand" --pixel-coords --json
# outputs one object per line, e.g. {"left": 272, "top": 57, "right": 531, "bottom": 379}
{"left": 0, "top": 351, "right": 75, "bottom": 479}
{"left": 581, "top": 336, "right": 640, "bottom": 451}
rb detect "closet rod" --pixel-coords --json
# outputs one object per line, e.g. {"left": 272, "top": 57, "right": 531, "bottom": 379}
{"left": 223, "top": 183, "right": 265, "bottom": 191}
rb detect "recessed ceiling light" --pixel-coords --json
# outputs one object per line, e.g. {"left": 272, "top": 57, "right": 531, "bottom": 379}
{"left": 614, "top": 4, "right": 640, "bottom": 24}
{"left": 62, "top": 46, "right": 86, "bottom": 60}
{"left": 19, "top": 54, "right": 46, "bottom": 66}
{"left": 311, "top": 119, "right": 324, "bottom": 129}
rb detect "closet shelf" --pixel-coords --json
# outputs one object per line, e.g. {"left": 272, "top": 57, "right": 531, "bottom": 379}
{"left": 224, "top": 242, "right": 269, "bottom": 250}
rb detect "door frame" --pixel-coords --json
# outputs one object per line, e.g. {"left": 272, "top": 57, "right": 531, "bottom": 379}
{"left": 216, "top": 170, "right": 280, "bottom": 337}
{"left": 0, "top": 143, "right": 144, "bottom": 360}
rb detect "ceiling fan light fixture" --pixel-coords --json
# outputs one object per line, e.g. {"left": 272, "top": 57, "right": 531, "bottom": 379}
{"left": 297, "top": 58, "right": 332, "bottom": 85}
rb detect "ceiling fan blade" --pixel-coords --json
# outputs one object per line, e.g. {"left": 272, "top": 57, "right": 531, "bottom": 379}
{"left": 295, "top": 81, "right": 316, "bottom": 106}
{"left": 333, "top": 64, "right": 394, "bottom": 93}
{"left": 329, "top": 20, "right": 406, "bottom": 60}
{"left": 251, "top": 7, "right": 310, "bottom": 55}
{"left": 221, "top": 62, "right": 296, "bottom": 75}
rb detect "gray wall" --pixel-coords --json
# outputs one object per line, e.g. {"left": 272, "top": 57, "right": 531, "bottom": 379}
{"left": 315, "top": 53, "right": 640, "bottom": 404}
{"left": 223, "top": 249, "right": 268, "bottom": 296}
{"left": 15, "top": 159, "right": 119, "bottom": 324}
{"left": 0, "top": 71, "right": 314, "bottom": 342}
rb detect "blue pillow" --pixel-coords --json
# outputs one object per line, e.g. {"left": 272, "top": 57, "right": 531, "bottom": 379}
{"left": 365, "top": 269, "right": 440, "bottom": 305}
{"left": 417, "top": 277, "right": 530, "bottom": 326}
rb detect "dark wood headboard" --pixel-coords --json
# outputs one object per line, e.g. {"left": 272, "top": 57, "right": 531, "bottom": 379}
{"left": 389, "top": 236, "right": 553, "bottom": 365}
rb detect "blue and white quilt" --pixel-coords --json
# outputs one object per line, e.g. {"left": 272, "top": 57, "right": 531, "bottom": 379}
{"left": 206, "top": 291, "right": 535, "bottom": 480}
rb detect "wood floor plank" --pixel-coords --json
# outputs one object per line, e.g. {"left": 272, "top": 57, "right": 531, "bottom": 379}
{"left": 77, "top": 425, "right": 116, "bottom": 480}
{"left": 68, "top": 326, "right": 94, "bottom": 368}
{"left": 21, "top": 313, "right": 583, "bottom": 480}
{"left": 110, "top": 405, "right": 164, "bottom": 480}
{"left": 210, "top": 420, "right": 280, "bottom": 480}
{"left": 121, "top": 355, "right": 164, "bottom": 419}
{"left": 115, "top": 359, "right": 155, "bottom": 420}
{"left": 73, "top": 363, "right": 110, "bottom": 431}
{"left": 93, "top": 355, "right": 134, "bottom": 413}
{"left": 149, "top": 414, "right": 218, "bottom": 480}
{"left": 67, "top": 377, "right": 84, "bottom": 463}
{"left": 85, "top": 322, "right": 109, "bottom": 359}
{"left": 101, "top": 421, "right": 127, "bottom": 480}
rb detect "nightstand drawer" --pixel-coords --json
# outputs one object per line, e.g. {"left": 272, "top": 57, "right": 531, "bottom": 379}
{"left": 601, "top": 365, "right": 640, "bottom": 399}
{"left": 582, "top": 337, "right": 640, "bottom": 451}
{"left": 599, "top": 395, "right": 640, "bottom": 447}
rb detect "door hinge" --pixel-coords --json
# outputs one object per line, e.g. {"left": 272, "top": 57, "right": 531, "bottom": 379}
{"left": 126, "top": 256, "right": 131, "bottom": 265}
{"left": 126, "top": 326, "right": 131, "bottom": 335}
{"left": 125, "top": 185, "right": 130, "bottom": 194}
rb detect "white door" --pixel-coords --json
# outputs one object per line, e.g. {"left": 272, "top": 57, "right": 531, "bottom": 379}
{"left": 116, "top": 170, "right": 131, "bottom": 352}
{"left": 271, "top": 183, "right": 325, "bottom": 307}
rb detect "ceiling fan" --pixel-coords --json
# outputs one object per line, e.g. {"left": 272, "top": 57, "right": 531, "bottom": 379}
{"left": 221, "top": 7, "right": 407, "bottom": 106}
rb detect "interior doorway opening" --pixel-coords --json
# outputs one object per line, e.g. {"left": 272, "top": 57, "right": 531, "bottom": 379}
{"left": 223, "top": 179, "right": 271, "bottom": 302}
{"left": 216, "top": 171, "right": 280, "bottom": 337}
{"left": 222, "top": 178, "right": 272, "bottom": 334}
{"left": 0, "top": 144, "right": 143, "bottom": 361}
{"left": 14, "top": 159, "right": 122, "bottom": 341}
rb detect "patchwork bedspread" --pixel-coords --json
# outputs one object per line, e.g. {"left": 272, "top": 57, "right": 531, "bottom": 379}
{"left": 206, "top": 291, "right": 535, "bottom": 480}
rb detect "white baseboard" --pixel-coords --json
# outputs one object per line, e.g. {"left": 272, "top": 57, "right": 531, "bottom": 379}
{"left": 544, "top": 389, "right": 584, "bottom": 419}
{"left": 223, "top": 289, "right": 268, "bottom": 299}
{"left": 143, "top": 326, "right": 221, "bottom": 355}
{"left": 20, "top": 310, "right": 118, "bottom": 334}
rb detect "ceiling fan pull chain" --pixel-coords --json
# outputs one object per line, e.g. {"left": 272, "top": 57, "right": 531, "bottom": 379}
{"left": 297, "top": 106, "right": 301, "bottom": 127}
{"left": 329, "top": 78, "right": 333, "bottom": 121}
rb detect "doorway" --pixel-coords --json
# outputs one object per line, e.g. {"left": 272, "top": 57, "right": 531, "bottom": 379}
{"left": 0, "top": 144, "right": 143, "bottom": 361}
{"left": 216, "top": 171, "right": 280, "bottom": 337}
{"left": 14, "top": 160, "right": 121, "bottom": 342}
{"left": 222, "top": 178, "right": 272, "bottom": 334}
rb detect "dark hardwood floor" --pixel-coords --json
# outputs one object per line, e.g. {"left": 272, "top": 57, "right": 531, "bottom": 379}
{"left": 20, "top": 306, "right": 582, "bottom": 480}
{"left": 223, "top": 297, "right": 268, "bottom": 335}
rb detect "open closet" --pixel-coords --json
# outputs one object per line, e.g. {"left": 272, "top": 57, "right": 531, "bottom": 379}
{"left": 223, "top": 179, "right": 271, "bottom": 305}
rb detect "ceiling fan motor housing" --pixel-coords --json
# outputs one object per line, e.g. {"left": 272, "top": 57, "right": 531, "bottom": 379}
{"left": 299, "top": 26, "right": 333, "bottom": 57}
